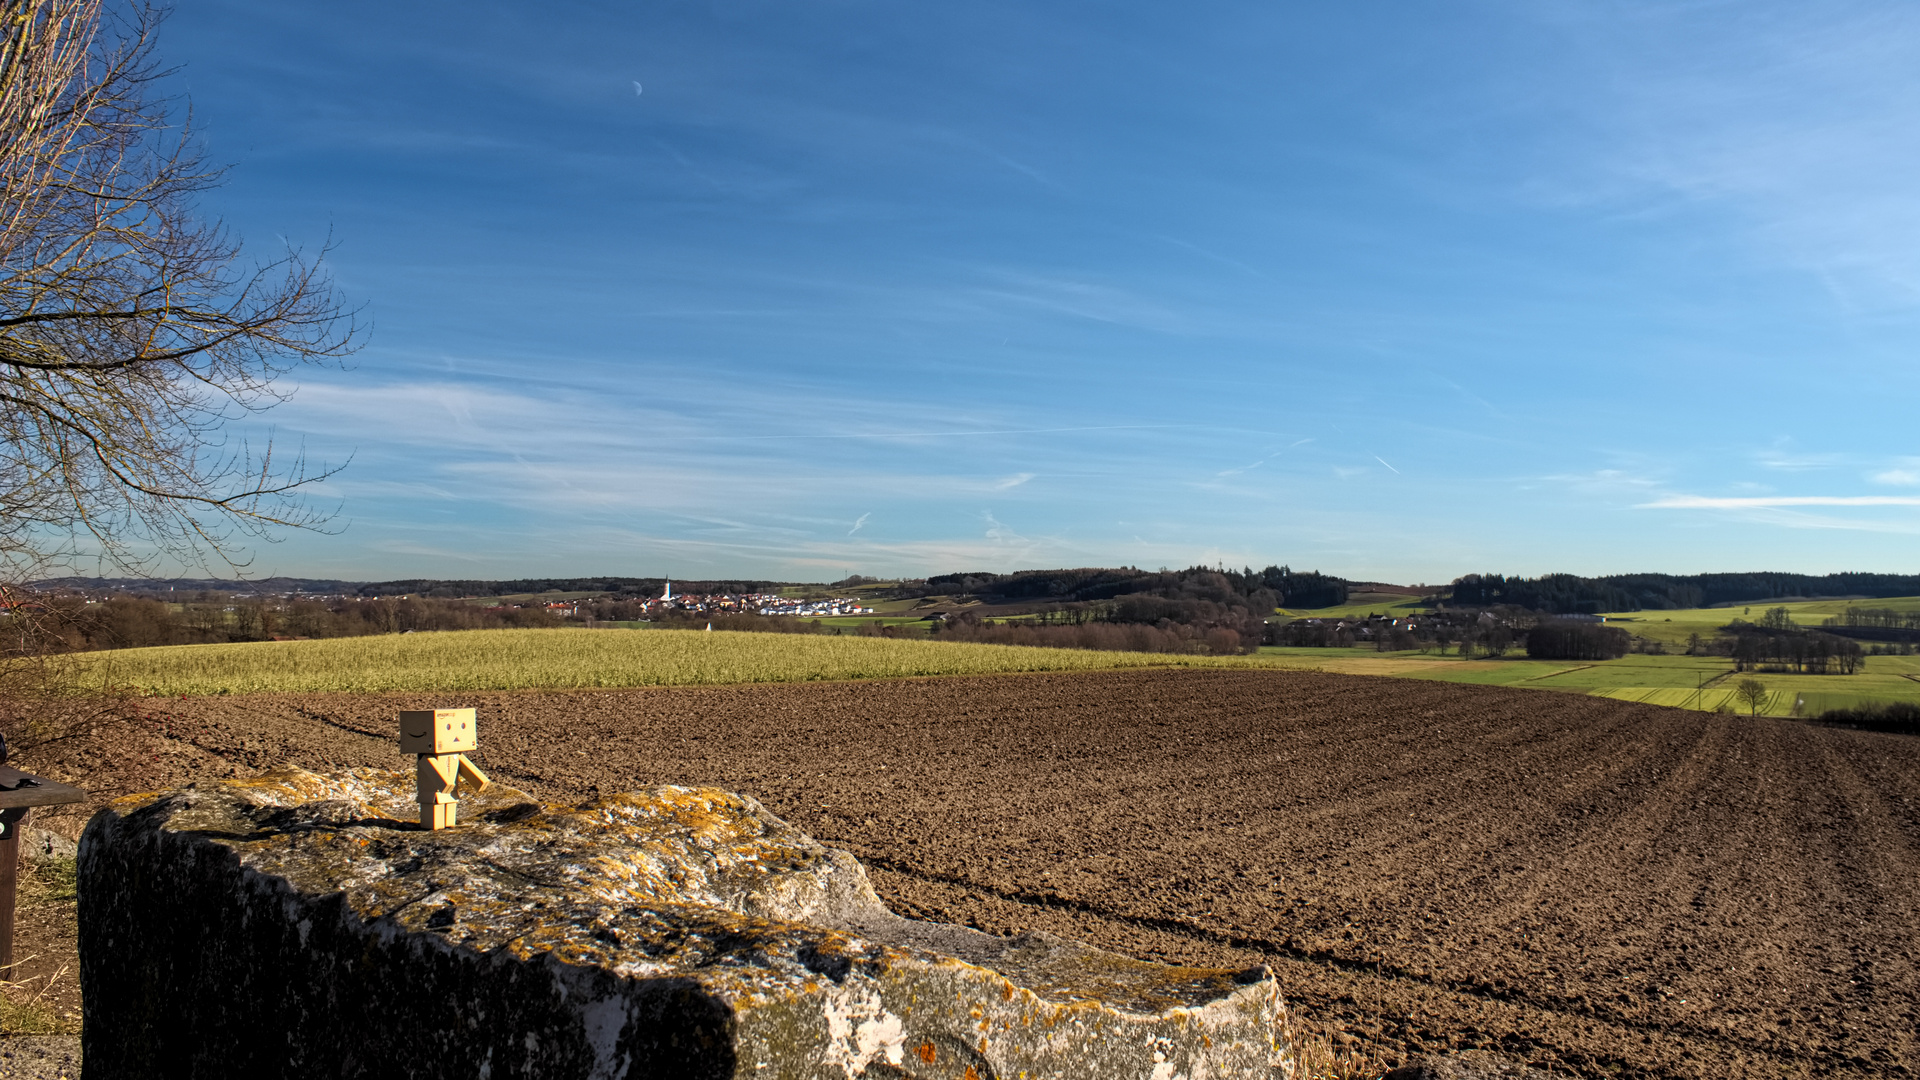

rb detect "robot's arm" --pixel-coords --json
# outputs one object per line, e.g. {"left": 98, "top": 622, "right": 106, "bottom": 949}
{"left": 455, "top": 754, "right": 490, "bottom": 794}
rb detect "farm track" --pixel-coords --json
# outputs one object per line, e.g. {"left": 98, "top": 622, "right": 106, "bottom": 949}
{"left": 28, "top": 668, "right": 1920, "bottom": 1078}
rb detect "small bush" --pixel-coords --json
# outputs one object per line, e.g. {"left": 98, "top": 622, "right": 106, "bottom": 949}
{"left": 0, "top": 993, "right": 63, "bottom": 1035}
{"left": 1525, "top": 622, "right": 1629, "bottom": 661}
{"left": 1815, "top": 701, "right": 1920, "bottom": 736}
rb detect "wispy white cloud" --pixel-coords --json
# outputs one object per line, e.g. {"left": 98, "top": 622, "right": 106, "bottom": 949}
{"left": 1531, "top": 3, "right": 1920, "bottom": 305}
{"left": 1871, "top": 459, "right": 1920, "bottom": 486}
{"left": 1641, "top": 495, "right": 1920, "bottom": 509}
{"left": 1755, "top": 449, "right": 1845, "bottom": 472}
{"left": 1157, "top": 236, "right": 1271, "bottom": 281}
{"left": 982, "top": 511, "right": 1026, "bottom": 544}
{"left": 1212, "top": 439, "right": 1312, "bottom": 480}
{"left": 261, "top": 375, "right": 1239, "bottom": 575}
{"left": 927, "top": 129, "right": 1061, "bottom": 190}
{"left": 1537, "top": 469, "right": 1665, "bottom": 498}
{"left": 365, "top": 539, "right": 489, "bottom": 562}
{"left": 973, "top": 271, "right": 1189, "bottom": 333}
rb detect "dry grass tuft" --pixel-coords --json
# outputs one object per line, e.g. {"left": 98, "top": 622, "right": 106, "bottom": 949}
{"left": 1280, "top": 1010, "right": 1396, "bottom": 1080}
{"left": 0, "top": 859, "right": 77, "bottom": 1034}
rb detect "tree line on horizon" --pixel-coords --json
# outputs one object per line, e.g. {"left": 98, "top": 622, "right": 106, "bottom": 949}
{"left": 1446, "top": 571, "right": 1920, "bottom": 614}
{"left": 24, "top": 564, "right": 1920, "bottom": 663}
{"left": 3, "top": 595, "right": 564, "bottom": 654}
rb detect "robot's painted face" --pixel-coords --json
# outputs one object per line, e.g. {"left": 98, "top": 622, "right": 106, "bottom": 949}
{"left": 398, "top": 709, "right": 476, "bottom": 755}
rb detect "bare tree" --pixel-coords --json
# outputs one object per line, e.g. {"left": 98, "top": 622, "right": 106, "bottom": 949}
{"left": 0, "top": 0, "right": 355, "bottom": 765}
{"left": 1734, "top": 677, "right": 1768, "bottom": 717}
{"left": 0, "top": 0, "right": 357, "bottom": 584}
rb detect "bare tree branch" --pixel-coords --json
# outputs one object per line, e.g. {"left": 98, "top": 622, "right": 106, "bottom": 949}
{"left": 0, "top": 0, "right": 359, "bottom": 582}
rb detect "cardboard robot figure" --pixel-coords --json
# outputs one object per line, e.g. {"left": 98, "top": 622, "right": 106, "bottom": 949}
{"left": 398, "top": 709, "right": 490, "bottom": 829}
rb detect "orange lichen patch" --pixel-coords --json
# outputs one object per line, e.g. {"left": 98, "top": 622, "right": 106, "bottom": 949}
{"left": 916, "top": 1041, "right": 937, "bottom": 1064}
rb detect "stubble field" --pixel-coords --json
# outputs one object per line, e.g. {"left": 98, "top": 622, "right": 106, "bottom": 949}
{"left": 25, "top": 668, "right": 1920, "bottom": 1078}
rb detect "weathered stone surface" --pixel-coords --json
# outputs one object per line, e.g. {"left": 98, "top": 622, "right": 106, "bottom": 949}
{"left": 79, "top": 768, "right": 1287, "bottom": 1079}
{"left": 22, "top": 825, "right": 77, "bottom": 861}
{"left": 0, "top": 1035, "right": 82, "bottom": 1079}
{"left": 1383, "top": 1051, "right": 1555, "bottom": 1080}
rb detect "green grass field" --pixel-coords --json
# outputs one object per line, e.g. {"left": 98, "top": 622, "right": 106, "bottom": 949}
{"left": 458, "top": 589, "right": 602, "bottom": 606}
{"left": 1250, "top": 645, "right": 1920, "bottom": 716}
{"left": 1597, "top": 595, "right": 1920, "bottom": 648}
{"left": 810, "top": 616, "right": 934, "bottom": 632}
{"left": 1248, "top": 593, "right": 1920, "bottom": 716}
{"left": 80, "top": 628, "right": 1281, "bottom": 695}
{"left": 1275, "top": 590, "right": 1427, "bottom": 620}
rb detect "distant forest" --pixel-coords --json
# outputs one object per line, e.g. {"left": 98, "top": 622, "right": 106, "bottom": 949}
{"left": 914, "top": 565, "right": 1351, "bottom": 655}
{"left": 1446, "top": 571, "right": 1920, "bottom": 614}
{"left": 11, "top": 594, "right": 564, "bottom": 653}
{"left": 920, "top": 565, "right": 1348, "bottom": 609}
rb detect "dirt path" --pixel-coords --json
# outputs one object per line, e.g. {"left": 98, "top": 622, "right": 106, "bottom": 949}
{"left": 22, "top": 668, "right": 1920, "bottom": 1078}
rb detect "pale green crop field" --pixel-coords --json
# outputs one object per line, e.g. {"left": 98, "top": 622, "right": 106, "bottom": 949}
{"left": 79, "top": 624, "right": 1920, "bottom": 717}
{"left": 79, "top": 627, "right": 1284, "bottom": 696}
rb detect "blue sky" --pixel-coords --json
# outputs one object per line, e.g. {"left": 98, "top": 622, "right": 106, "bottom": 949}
{"left": 166, "top": 0, "right": 1920, "bottom": 583}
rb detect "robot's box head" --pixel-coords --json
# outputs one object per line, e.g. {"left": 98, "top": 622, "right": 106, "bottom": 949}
{"left": 399, "top": 709, "right": 476, "bottom": 755}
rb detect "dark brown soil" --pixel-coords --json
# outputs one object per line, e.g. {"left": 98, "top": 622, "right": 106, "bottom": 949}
{"left": 19, "top": 668, "right": 1920, "bottom": 1078}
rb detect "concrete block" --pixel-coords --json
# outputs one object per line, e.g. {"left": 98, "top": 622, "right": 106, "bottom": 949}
{"left": 79, "top": 767, "right": 1290, "bottom": 1079}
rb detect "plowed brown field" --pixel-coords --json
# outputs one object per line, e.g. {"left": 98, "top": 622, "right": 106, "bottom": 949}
{"left": 26, "top": 668, "right": 1920, "bottom": 1077}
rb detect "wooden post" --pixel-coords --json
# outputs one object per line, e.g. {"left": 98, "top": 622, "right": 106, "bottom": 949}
{"left": 0, "top": 767, "right": 85, "bottom": 981}
{"left": 0, "top": 807, "right": 24, "bottom": 979}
